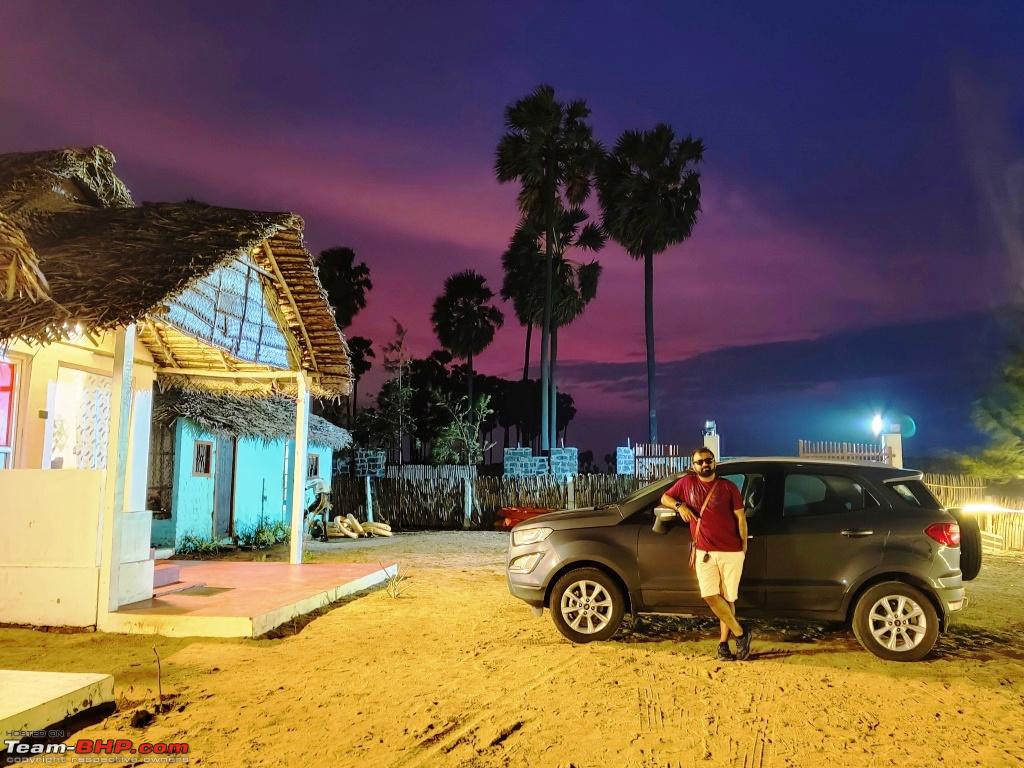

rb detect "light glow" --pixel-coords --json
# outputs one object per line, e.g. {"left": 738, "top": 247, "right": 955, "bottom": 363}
{"left": 871, "top": 414, "right": 883, "bottom": 436}
{"left": 511, "top": 527, "right": 553, "bottom": 547}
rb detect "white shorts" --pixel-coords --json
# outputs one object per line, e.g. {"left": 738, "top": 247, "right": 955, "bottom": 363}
{"left": 695, "top": 550, "right": 745, "bottom": 602}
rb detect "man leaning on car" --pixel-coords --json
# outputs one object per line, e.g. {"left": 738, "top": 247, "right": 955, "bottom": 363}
{"left": 661, "top": 447, "right": 753, "bottom": 661}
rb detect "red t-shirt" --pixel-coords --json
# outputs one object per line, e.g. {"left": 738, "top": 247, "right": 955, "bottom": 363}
{"left": 665, "top": 474, "right": 744, "bottom": 552}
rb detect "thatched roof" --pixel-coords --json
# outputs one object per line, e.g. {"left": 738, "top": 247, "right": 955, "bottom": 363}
{"left": 153, "top": 389, "right": 352, "bottom": 450}
{"left": 0, "top": 147, "right": 133, "bottom": 301}
{"left": 0, "top": 147, "right": 351, "bottom": 397}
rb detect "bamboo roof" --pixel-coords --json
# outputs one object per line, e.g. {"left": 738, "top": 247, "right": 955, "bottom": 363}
{"left": 153, "top": 389, "right": 352, "bottom": 450}
{"left": 0, "top": 147, "right": 351, "bottom": 397}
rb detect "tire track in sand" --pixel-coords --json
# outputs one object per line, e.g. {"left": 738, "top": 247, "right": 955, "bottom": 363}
{"left": 389, "top": 653, "right": 575, "bottom": 768}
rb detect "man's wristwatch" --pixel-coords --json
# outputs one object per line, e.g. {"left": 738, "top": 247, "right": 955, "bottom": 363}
{"left": 674, "top": 501, "right": 682, "bottom": 511}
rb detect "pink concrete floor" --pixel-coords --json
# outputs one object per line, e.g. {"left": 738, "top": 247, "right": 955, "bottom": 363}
{"left": 117, "top": 560, "right": 391, "bottom": 618}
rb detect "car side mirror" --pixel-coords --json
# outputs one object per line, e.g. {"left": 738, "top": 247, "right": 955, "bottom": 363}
{"left": 653, "top": 506, "right": 677, "bottom": 535}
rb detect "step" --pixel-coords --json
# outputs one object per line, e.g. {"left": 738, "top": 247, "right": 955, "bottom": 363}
{"left": 153, "top": 581, "right": 206, "bottom": 599}
{"left": 153, "top": 547, "right": 175, "bottom": 560}
{"left": 153, "top": 562, "right": 180, "bottom": 588}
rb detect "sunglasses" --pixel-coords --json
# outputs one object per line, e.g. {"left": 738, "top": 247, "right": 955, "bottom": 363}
{"left": 693, "top": 458, "right": 715, "bottom": 465}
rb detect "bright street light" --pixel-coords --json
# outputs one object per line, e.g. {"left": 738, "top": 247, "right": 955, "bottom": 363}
{"left": 871, "top": 414, "right": 883, "bottom": 436}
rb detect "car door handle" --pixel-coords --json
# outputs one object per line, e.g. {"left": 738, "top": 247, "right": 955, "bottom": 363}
{"left": 841, "top": 529, "right": 874, "bottom": 537}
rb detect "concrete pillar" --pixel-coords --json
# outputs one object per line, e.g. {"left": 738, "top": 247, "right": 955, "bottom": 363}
{"left": 882, "top": 429, "right": 903, "bottom": 468}
{"left": 463, "top": 477, "right": 472, "bottom": 529}
{"left": 703, "top": 433, "right": 721, "bottom": 459}
{"left": 365, "top": 475, "right": 374, "bottom": 523}
{"left": 289, "top": 372, "right": 310, "bottom": 565}
{"left": 97, "top": 324, "right": 135, "bottom": 618}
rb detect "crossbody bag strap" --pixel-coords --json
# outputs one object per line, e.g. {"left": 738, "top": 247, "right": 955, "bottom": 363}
{"left": 693, "top": 480, "right": 718, "bottom": 551}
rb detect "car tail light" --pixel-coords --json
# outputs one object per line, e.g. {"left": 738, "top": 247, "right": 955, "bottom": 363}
{"left": 925, "top": 522, "right": 960, "bottom": 547}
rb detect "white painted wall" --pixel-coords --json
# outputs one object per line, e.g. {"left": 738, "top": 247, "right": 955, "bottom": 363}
{"left": 0, "top": 469, "right": 154, "bottom": 625}
{"left": 4, "top": 335, "right": 156, "bottom": 487}
{"left": 0, "top": 470, "right": 104, "bottom": 626}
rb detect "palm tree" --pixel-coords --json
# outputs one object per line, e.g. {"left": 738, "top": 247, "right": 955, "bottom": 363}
{"left": 495, "top": 85, "right": 602, "bottom": 452}
{"left": 430, "top": 270, "right": 504, "bottom": 413}
{"left": 549, "top": 253, "right": 601, "bottom": 445}
{"left": 316, "top": 247, "right": 372, "bottom": 329}
{"left": 500, "top": 224, "right": 545, "bottom": 382}
{"left": 501, "top": 205, "right": 604, "bottom": 446}
{"left": 597, "top": 124, "right": 704, "bottom": 442}
{"left": 346, "top": 336, "right": 374, "bottom": 424}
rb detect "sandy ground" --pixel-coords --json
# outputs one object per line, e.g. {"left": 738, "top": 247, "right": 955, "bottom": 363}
{"left": 2, "top": 532, "right": 1023, "bottom": 767}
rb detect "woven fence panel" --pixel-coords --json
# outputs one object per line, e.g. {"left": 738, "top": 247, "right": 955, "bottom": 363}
{"left": 571, "top": 474, "right": 646, "bottom": 508}
{"left": 921, "top": 473, "right": 985, "bottom": 508}
{"left": 371, "top": 478, "right": 464, "bottom": 530}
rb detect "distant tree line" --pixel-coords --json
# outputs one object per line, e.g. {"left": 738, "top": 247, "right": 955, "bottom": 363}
{"left": 314, "top": 82, "right": 707, "bottom": 465}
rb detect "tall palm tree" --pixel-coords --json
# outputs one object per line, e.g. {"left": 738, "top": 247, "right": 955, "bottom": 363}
{"left": 346, "top": 336, "right": 374, "bottom": 424}
{"left": 549, "top": 252, "right": 601, "bottom": 445}
{"left": 431, "top": 270, "right": 504, "bottom": 412}
{"left": 317, "top": 246, "right": 372, "bottom": 329}
{"left": 597, "top": 124, "right": 704, "bottom": 442}
{"left": 495, "top": 85, "right": 601, "bottom": 453}
{"left": 500, "top": 223, "right": 545, "bottom": 382}
{"left": 501, "top": 205, "right": 604, "bottom": 446}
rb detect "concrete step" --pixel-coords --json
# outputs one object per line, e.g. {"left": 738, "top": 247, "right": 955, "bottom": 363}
{"left": 153, "top": 562, "right": 180, "bottom": 588}
{"left": 153, "top": 547, "right": 175, "bottom": 560}
{"left": 153, "top": 581, "right": 205, "bottom": 599}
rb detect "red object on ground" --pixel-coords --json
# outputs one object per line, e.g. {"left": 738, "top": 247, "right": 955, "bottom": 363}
{"left": 497, "top": 506, "right": 551, "bottom": 530}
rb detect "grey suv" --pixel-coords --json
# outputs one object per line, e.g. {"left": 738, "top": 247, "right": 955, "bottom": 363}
{"left": 506, "top": 459, "right": 968, "bottom": 661}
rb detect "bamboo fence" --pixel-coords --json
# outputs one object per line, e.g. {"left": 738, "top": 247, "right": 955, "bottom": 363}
{"left": 385, "top": 464, "right": 478, "bottom": 481}
{"left": 921, "top": 473, "right": 985, "bottom": 508}
{"left": 326, "top": 469, "right": 1024, "bottom": 550}
{"left": 331, "top": 474, "right": 645, "bottom": 531}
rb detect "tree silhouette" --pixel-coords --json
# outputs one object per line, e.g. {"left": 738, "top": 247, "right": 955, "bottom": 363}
{"left": 598, "top": 124, "right": 704, "bottom": 442}
{"left": 317, "top": 247, "right": 372, "bottom": 329}
{"left": 496, "top": 84, "right": 602, "bottom": 452}
{"left": 430, "top": 270, "right": 504, "bottom": 410}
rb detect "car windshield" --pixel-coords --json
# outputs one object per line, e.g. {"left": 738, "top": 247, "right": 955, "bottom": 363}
{"left": 609, "top": 474, "right": 684, "bottom": 507}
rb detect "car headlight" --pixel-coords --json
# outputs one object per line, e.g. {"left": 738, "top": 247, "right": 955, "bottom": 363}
{"left": 508, "top": 552, "right": 543, "bottom": 573}
{"left": 512, "top": 527, "right": 553, "bottom": 547}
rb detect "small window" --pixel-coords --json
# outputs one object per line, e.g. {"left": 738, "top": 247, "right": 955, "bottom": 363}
{"left": 307, "top": 453, "right": 320, "bottom": 479}
{"left": 887, "top": 480, "right": 941, "bottom": 509}
{"left": 720, "top": 473, "right": 766, "bottom": 517}
{"left": 193, "top": 441, "right": 213, "bottom": 476}
{"left": 784, "top": 473, "right": 875, "bottom": 517}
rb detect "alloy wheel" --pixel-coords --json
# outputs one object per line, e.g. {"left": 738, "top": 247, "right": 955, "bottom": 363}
{"left": 868, "top": 594, "right": 928, "bottom": 652}
{"left": 559, "top": 579, "right": 615, "bottom": 635}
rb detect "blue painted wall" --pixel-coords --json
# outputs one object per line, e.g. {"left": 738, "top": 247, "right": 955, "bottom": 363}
{"left": 283, "top": 439, "right": 333, "bottom": 517}
{"left": 169, "top": 419, "right": 216, "bottom": 545}
{"left": 232, "top": 438, "right": 286, "bottom": 530}
{"left": 152, "top": 418, "right": 335, "bottom": 547}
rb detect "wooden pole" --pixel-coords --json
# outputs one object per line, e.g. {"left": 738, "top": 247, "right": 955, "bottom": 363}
{"left": 289, "top": 371, "right": 310, "bottom": 565}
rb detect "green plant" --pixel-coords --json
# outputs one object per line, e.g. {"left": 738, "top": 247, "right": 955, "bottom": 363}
{"left": 380, "top": 561, "right": 411, "bottom": 599}
{"left": 175, "top": 533, "right": 221, "bottom": 556}
{"left": 270, "top": 520, "right": 291, "bottom": 544}
{"left": 431, "top": 394, "right": 495, "bottom": 465}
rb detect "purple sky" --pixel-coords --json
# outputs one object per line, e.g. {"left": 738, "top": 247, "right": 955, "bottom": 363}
{"left": 2, "top": 2, "right": 1022, "bottom": 458}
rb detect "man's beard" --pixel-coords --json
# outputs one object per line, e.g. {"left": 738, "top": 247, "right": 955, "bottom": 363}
{"left": 697, "top": 465, "right": 715, "bottom": 479}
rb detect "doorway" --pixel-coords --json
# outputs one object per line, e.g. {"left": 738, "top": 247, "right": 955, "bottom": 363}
{"left": 214, "top": 435, "right": 236, "bottom": 538}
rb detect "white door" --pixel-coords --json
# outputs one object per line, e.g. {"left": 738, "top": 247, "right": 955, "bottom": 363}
{"left": 49, "top": 367, "right": 112, "bottom": 469}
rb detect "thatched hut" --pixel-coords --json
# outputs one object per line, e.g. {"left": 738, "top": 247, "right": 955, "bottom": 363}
{"left": 149, "top": 390, "right": 351, "bottom": 547}
{"left": 0, "top": 146, "right": 352, "bottom": 629}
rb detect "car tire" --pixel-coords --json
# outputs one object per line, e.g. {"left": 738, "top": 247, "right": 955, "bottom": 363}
{"left": 852, "top": 581, "right": 939, "bottom": 662}
{"left": 948, "top": 509, "right": 982, "bottom": 581}
{"left": 548, "top": 567, "right": 625, "bottom": 644}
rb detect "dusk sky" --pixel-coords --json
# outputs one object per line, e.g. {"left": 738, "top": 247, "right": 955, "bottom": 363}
{"left": 2, "top": 2, "right": 1022, "bottom": 460}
